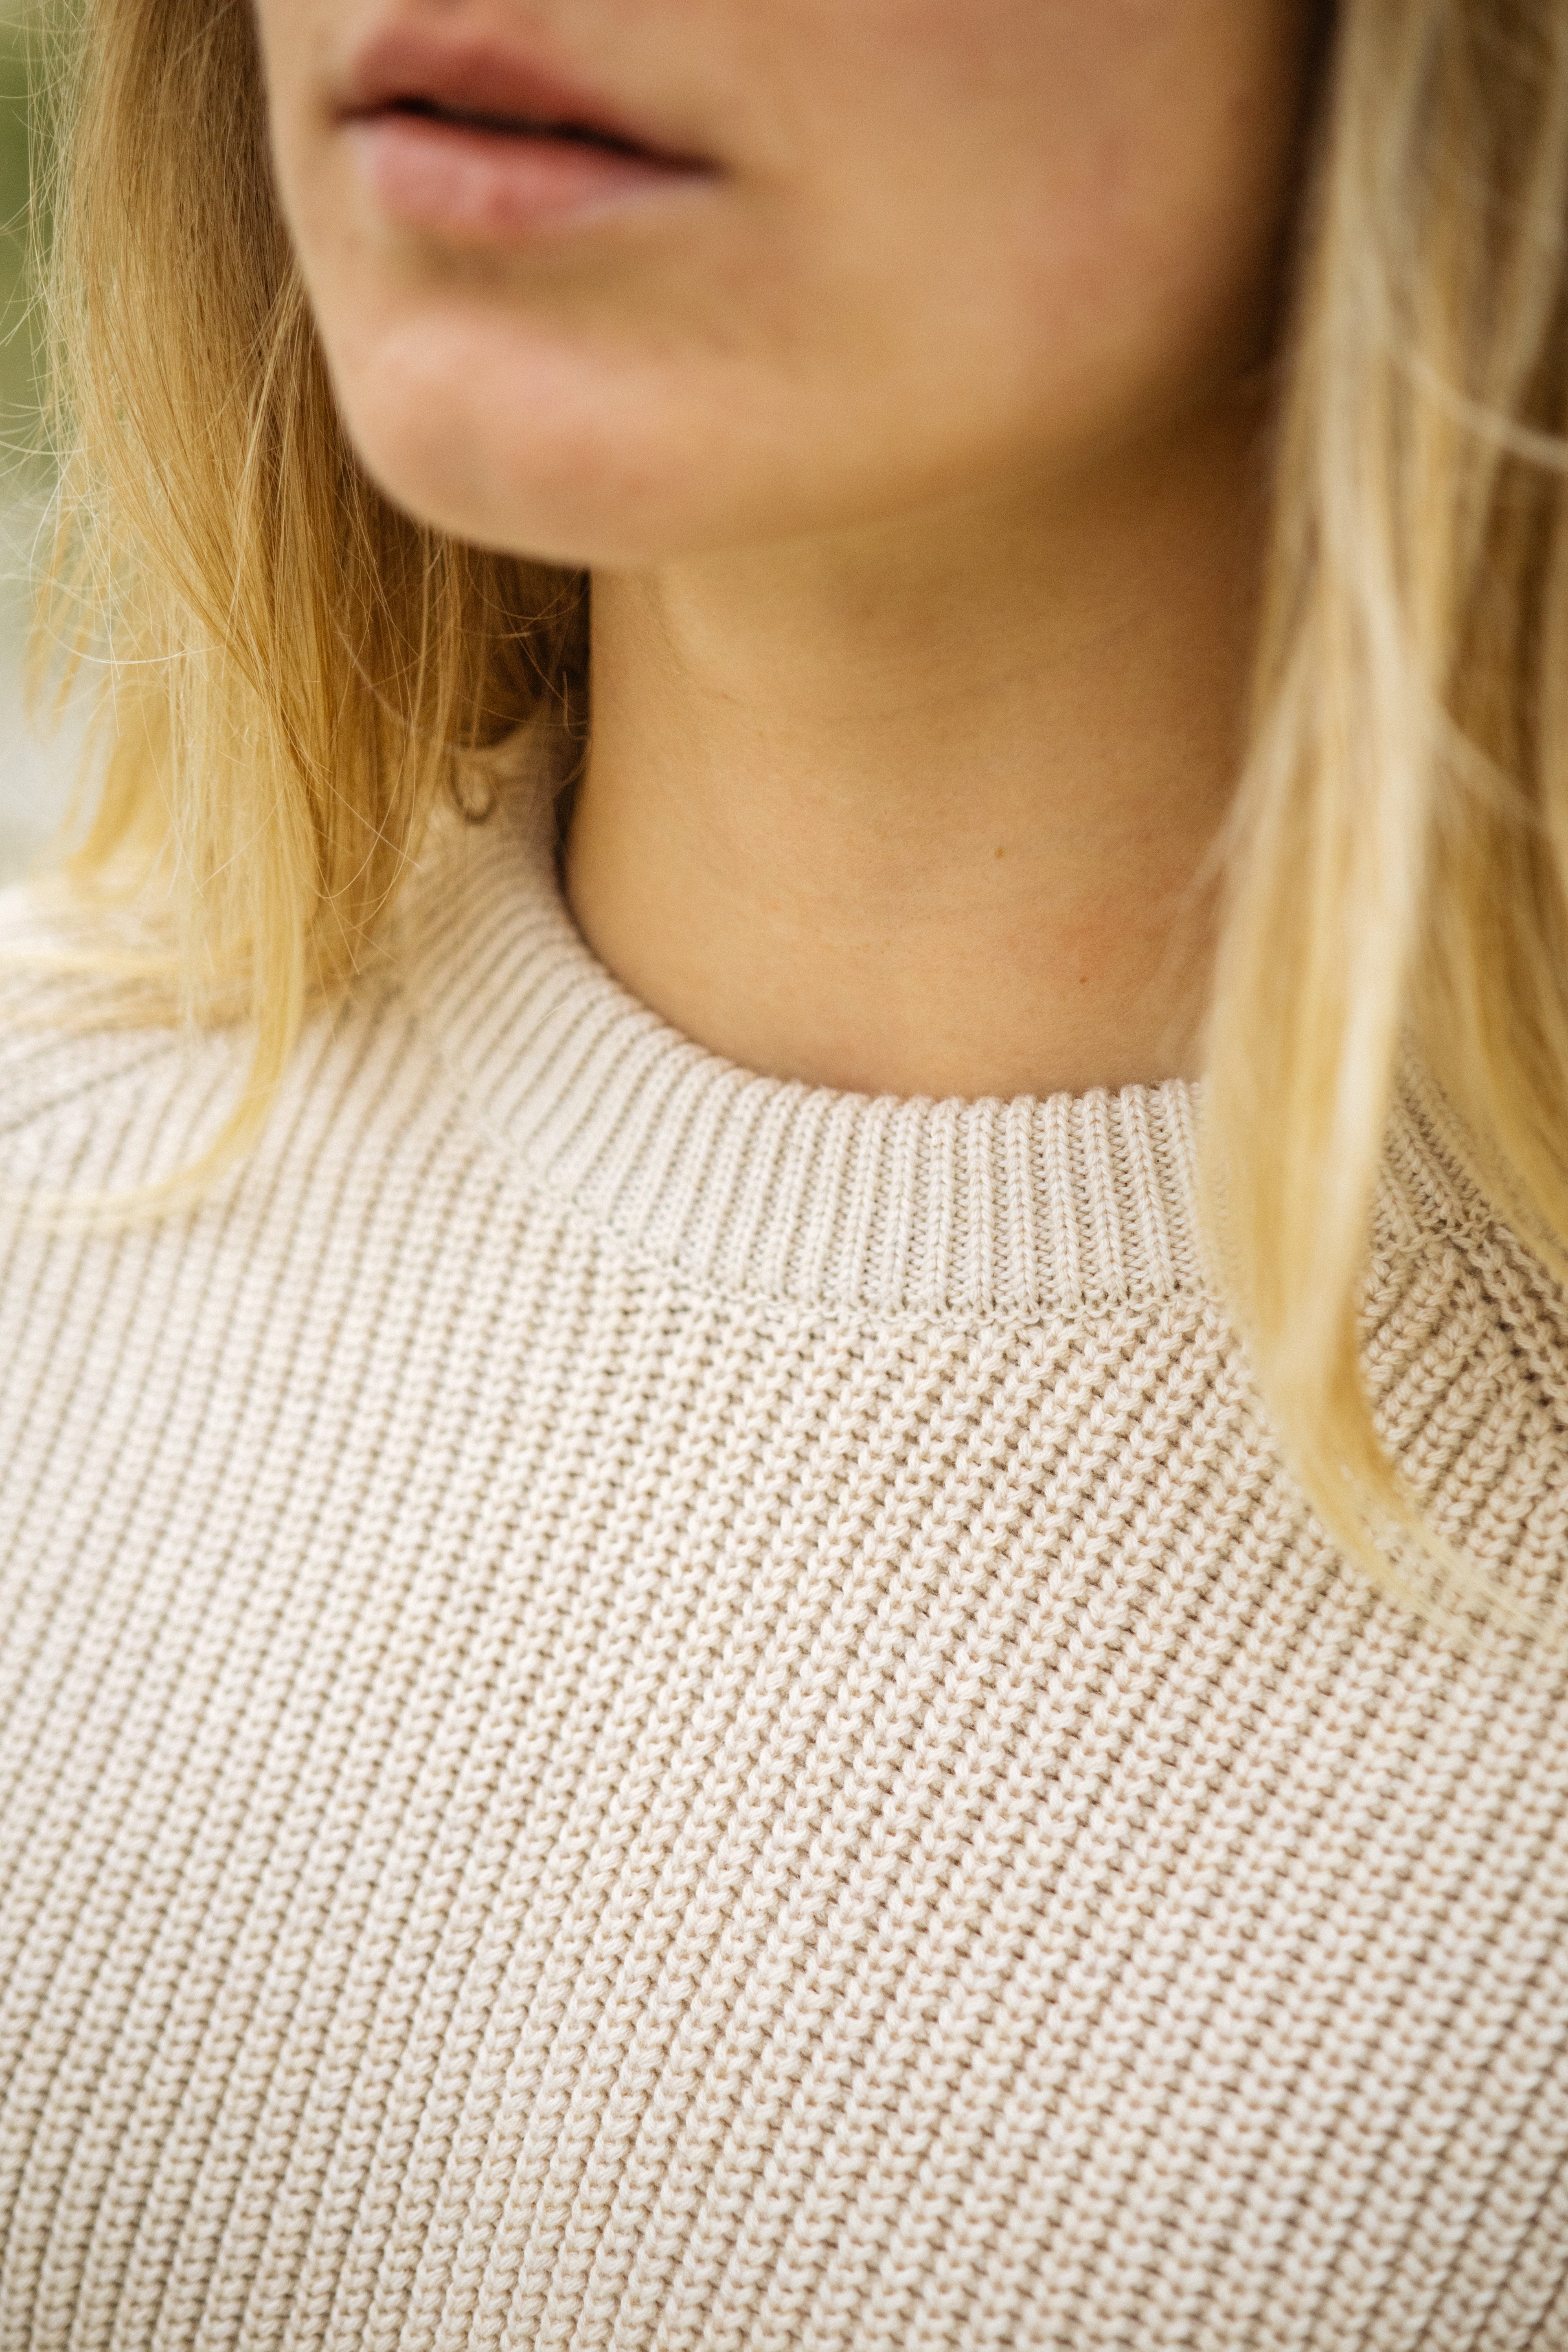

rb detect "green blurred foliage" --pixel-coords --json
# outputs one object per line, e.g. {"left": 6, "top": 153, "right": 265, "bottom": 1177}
{"left": 0, "top": 7, "right": 44, "bottom": 443}
{"left": 0, "top": 1, "right": 61, "bottom": 889}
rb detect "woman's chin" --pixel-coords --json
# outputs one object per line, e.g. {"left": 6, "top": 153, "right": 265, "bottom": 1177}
{"left": 330, "top": 412, "right": 651, "bottom": 565}
{"left": 321, "top": 358, "right": 743, "bottom": 565}
{"left": 335, "top": 406, "right": 793, "bottom": 568}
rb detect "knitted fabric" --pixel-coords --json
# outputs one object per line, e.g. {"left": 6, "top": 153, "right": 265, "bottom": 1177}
{"left": 2, "top": 779, "right": 1567, "bottom": 2352}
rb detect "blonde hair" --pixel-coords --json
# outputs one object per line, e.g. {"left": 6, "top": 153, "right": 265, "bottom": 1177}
{"left": 37, "top": 0, "right": 585, "bottom": 1147}
{"left": 30, "top": 0, "right": 1568, "bottom": 1633}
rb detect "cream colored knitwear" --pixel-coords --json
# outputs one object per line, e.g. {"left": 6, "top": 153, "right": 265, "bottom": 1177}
{"left": 2, "top": 776, "right": 1568, "bottom": 2352}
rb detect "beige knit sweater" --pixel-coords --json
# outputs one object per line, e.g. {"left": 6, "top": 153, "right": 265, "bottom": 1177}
{"left": 2, "top": 777, "right": 1568, "bottom": 2352}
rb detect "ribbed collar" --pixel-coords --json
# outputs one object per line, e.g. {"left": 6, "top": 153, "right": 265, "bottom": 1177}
{"left": 396, "top": 759, "right": 1482, "bottom": 1323}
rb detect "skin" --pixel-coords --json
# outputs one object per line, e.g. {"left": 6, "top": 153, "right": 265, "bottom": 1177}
{"left": 258, "top": 0, "right": 1322, "bottom": 1097}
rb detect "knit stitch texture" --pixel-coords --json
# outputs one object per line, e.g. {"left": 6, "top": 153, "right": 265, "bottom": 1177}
{"left": 2, "top": 779, "right": 1567, "bottom": 2352}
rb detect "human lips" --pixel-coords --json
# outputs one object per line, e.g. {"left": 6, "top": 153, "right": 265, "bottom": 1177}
{"left": 337, "top": 23, "right": 716, "bottom": 240}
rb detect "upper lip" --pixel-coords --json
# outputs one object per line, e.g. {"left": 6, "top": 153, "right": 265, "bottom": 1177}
{"left": 337, "top": 23, "right": 704, "bottom": 164}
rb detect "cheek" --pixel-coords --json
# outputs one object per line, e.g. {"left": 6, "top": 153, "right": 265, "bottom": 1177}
{"left": 872, "top": 53, "right": 1303, "bottom": 454}
{"left": 811, "top": 0, "right": 1312, "bottom": 420}
{"left": 254, "top": 0, "right": 337, "bottom": 222}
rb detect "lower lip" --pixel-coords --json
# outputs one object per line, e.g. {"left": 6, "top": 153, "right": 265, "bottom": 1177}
{"left": 347, "top": 114, "right": 704, "bottom": 241}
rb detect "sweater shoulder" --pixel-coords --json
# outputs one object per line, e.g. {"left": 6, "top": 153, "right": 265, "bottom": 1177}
{"left": 1378, "top": 1067, "right": 1568, "bottom": 1433}
{"left": 1433, "top": 1211, "right": 1568, "bottom": 1445}
{"left": 0, "top": 880, "right": 195, "bottom": 1155}
{"left": 0, "top": 876, "right": 465, "bottom": 1207}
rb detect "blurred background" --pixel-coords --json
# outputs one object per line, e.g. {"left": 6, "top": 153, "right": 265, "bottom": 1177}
{"left": 0, "top": 0, "right": 72, "bottom": 888}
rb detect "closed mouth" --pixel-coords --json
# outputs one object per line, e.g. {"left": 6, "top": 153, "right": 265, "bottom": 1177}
{"left": 336, "top": 31, "right": 713, "bottom": 176}
{"left": 355, "top": 95, "right": 670, "bottom": 167}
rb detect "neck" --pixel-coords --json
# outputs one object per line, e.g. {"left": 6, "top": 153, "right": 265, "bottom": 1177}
{"left": 562, "top": 397, "right": 1267, "bottom": 1101}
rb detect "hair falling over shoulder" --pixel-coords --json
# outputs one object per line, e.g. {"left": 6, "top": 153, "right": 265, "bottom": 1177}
{"left": 36, "top": 0, "right": 588, "bottom": 1142}
{"left": 31, "top": 0, "right": 1568, "bottom": 1632}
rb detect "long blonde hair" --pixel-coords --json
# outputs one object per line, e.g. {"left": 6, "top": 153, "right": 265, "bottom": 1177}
{"left": 31, "top": 0, "right": 1568, "bottom": 1631}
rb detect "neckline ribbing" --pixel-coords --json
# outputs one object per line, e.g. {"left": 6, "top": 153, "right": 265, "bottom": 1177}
{"left": 396, "top": 764, "right": 1480, "bottom": 1322}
